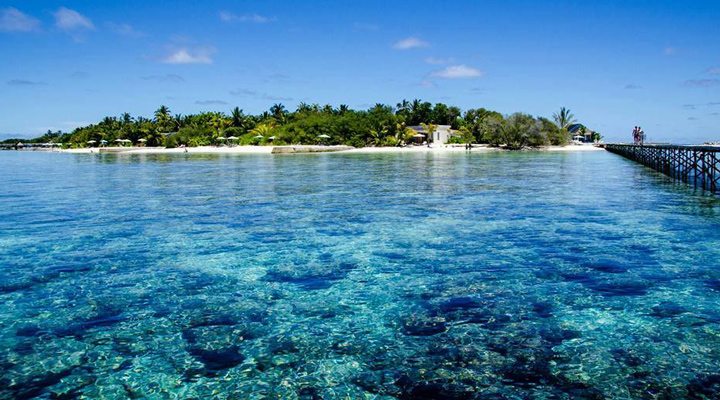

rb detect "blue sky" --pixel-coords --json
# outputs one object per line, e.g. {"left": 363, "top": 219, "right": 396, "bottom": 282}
{"left": 1, "top": 0, "right": 719, "bottom": 143}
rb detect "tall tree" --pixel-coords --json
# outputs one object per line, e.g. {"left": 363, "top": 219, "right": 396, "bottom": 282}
{"left": 231, "top": 107, "right": 245, "bottom": 128}
{"left": 553, "top": 107, "right": 576, "bottom": 130}
{"left": 270, "top": 103, "right": 287, "bottom": 124}
{"left": 420, "top": 122, "right": 437, "bottom": 145}
{"left": 154, "top": 105, "right": 173, "bottom": 133}
{"left": 121, "top": 112, "right": 133, "bottom": 126}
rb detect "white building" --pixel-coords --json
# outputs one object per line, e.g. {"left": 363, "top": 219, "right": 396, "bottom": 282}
{"left": 409, "top": 125, "right": 454, "bottom": 144}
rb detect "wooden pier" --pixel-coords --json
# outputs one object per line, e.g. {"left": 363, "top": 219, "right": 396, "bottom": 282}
{"left": 604, "top": 144, "right": 720, "bottom": 193}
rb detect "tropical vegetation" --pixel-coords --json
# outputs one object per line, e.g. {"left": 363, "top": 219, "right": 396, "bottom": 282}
{"left": 3, "top": 101, "right": 599, "bottom": 149}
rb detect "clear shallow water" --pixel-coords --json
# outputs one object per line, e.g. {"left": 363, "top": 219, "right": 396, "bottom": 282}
{"left": 1, "top": 150, "right": 719, "bottom": 399}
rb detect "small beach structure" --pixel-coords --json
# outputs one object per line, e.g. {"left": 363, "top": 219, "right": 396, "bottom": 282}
{"left": 409, "top": 125, "right": 453, "bottom": 144}
{"left": 568, "top": 124, "right": 594, "bottom": 143}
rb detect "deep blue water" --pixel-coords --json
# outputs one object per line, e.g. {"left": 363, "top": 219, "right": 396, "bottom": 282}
{"left": 1, "top": 150, "right": 719, "bottom": 399}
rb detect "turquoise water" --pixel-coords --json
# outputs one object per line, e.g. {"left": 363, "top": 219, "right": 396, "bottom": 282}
{"left": 1, "top": 150, "right": 719, "bottom": 399}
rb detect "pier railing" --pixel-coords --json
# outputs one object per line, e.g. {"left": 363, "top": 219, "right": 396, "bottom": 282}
{"left": 604, "top": 144, "right": 720, "bottom": 193}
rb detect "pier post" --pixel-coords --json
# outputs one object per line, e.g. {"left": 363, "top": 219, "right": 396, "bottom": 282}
{"left": 604, "top": 144, "right": 720, "bottom": 194}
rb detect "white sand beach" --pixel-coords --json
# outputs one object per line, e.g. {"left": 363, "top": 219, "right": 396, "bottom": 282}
{"left": 61, "top": 144, "right": 603, "bottom": 155}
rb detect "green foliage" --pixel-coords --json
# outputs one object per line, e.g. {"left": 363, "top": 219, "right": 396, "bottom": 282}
{"left": 460, "top": 108, "right": 504, "bottom": 143}
{"left": 165, "top": 126, "right": 214, "bottom": 147}
{"left": 25, "top": 101, "right": 586, "bottom": 150}
{"left": 553, "top": 107, "right": 576, "bottom": 130}
{"left": 539, "top": 117, "right": 568, "bottom": 146}
{"left": 501, "top": 113, "right": 544, "bottom": 149}
{"left": 479, "top": 115, "right": 505, "bottom": 146}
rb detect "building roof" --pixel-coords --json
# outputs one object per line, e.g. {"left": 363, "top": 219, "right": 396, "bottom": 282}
{"left": 567, "top": 124, "right": 594, "bottom": 135}
{"left": 408, "top": 125, "right": 452, "bottom": 133}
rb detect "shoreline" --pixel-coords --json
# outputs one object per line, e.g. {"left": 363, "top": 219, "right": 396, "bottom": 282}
{"left": 57, "top": 144, "right": 603, "bottom": 155}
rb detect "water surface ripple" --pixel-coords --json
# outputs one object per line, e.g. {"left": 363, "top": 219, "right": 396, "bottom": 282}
{"left": 1, "top": 151, "right": 719, "bottom": 399}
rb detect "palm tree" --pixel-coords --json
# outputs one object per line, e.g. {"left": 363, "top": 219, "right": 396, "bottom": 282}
{"left": 231, "top": 107, "right": 245, "bottom": 128}
{"left": 367, "top": 127, "right": 388, "bottom": 146}
{"left": 396, "top": 99, "right": 410, "bottom": 114}
{"left": 296, "top": 102, "right": 312, "bottom": 114}
{"left": 553, "top": 107, "right": 576, "bottom": 130}
{"left": 154, "top": 105, "right": 173, "bottom": 133}
{"left": 121, "top": 112, "right": 133, "bottom": 126}
{"left": 210, "top": 113, "right": 230, "bottom": 136}
{"left": 420, "top": 122, "right": 437, "bottom": 146}
{"left": 251, "top": 122, "right": 275, "bottom": 138}
{"left": 174, "top": 114, "right": 185, "bottom": 129}
{"left": 338, "top": 104, "right": 349, "bottom": 115}
{"left": 270, "top": 103, "right": 287, "bottom": 124}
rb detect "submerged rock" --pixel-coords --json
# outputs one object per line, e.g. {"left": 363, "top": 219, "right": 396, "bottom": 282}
{"left": 539, "top": 327, "right": 581, "bottom": 346}
{"left": 532, "top": 301, "right": 554, "bottom": 318}
{"left": 586, "top": 261, "right": 629, "bottom": 274}
{"left": 439, "top": 297, "right": 484, "bottom": 313}
{"left": 263, "top": 262, "right": 356, "bottom": 290}
{"left": 583, "top": 279, "right": 651, "bottom": 297}
{"left": 610, "top": 348, "right": 645, "bottom": 368}
{"left": 54, "top": 313, "right": 127, "bottom": 338}
{"left": 187, "top": 346, "right": 244, "bottom": 372}
{"left": 686, "top": 374, "right": 720, "bottom": 399}
{"left": 404, "top": 382, "right": 476, "bottom": 400}
{"left": 705, "top": 279, "right": 720, "bottom": 291}
{"left": 394, "top": 375, "right": 476, "bottom": 400}
{"left": 297, "top": 386, "right": 322, "bottom": 400}
{"left": 1, "top": 368, "right": 74, "bottom": 399}
{"left": 402, "top": 316, "right": 448, "bottom": 336}
{"left": 649, "top": 301, "right": 687, "bottom": 318}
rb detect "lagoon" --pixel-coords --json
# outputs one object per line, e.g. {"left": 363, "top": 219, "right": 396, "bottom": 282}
{"left": 1, "top": 150, "right": 719, "bottom": 398}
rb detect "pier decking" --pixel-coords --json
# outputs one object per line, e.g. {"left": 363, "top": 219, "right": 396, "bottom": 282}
{"left": 604, "top": 144, "right": 720, "bottom": 193}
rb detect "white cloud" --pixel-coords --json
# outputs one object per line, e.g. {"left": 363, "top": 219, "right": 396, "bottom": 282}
{"left": 419, "top": 79, "right": 437, "bottom": 88}
{"left": 684, "top": 79, "right": 720, "bottom": 88}
{"left": 431, "top": 65, "right": 482, "bottom": 79}
{"left": 0, "top": 7, "right": 40, "bottom": 32}
{"left": 393, "top": 37, "right": 428, "bottom": 50}
{"left": 229, "top": 88, "right": 292, "bottom": 101}
{"left": 707, "top": 67, "right": 720, "bottom": 75}
{"left": 353, "top": 22, "right": 379, "bottom": 31}
{"left": 196, "top": 100, "right": 228, "bottom": 105}
{"left": 162, "top": 48, "right": 214, "bottom": 64}
{"left": 219, "top": 11, "right": 274, "bottom": 23}
{"left": 663, "top": 47, "right": 676, "bottom": 56}
{"left": 7, "top": 79, "right": 46, "bottom": 86}
{"left": 141, "top": 74, "right": 185, "bottom": 82}
{"left": 424, "top": 57, "right": 454, "bottom": 65}
{"left": 107, "top": 22, "right": 143, "bottom": 37}
{"left": 54, "top": 7, "right": 94, "bottom": 31}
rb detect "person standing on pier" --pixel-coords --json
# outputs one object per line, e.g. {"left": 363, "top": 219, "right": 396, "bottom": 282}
{"left": 638, "top": 127, "right": 645, "bottom": 144}
{"left": 633, "top": 126, "right": 639, "bottom": 144}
